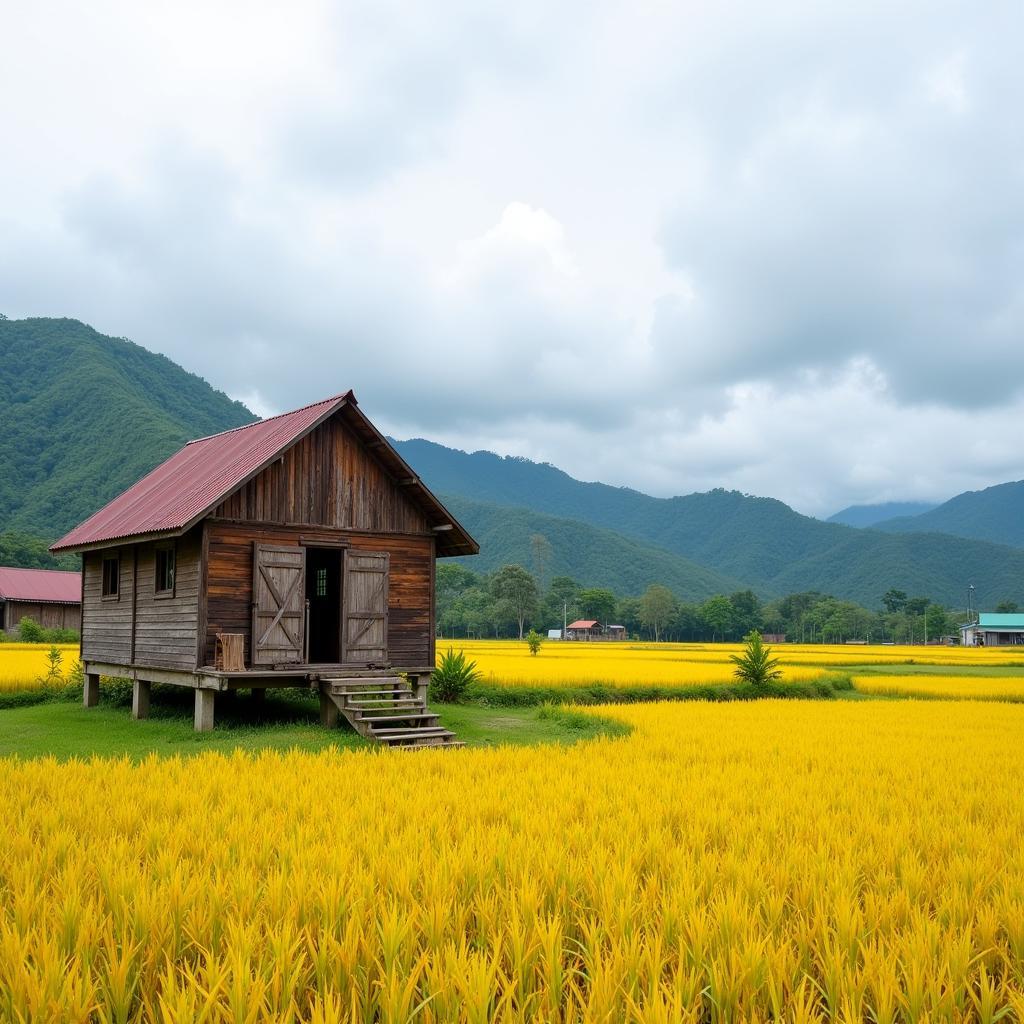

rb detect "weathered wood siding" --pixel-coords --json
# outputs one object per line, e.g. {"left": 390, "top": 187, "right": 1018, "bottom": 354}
{"left": 1, "top": 601, "right": 80, "bottom": 634}
{"left": 203, "top": 522, "right": 434, "bottom": 668}
{"left": 81, "top": 548, "right": 134, "bottom": 664}
{"left": 212, "top": 415, "right": 429, "bottom": 534}
{"left": 133, "top": 532, "right": 201, "bottom": 670}
{"left": 80, "top": 533, "right": 201, "bottom": 669}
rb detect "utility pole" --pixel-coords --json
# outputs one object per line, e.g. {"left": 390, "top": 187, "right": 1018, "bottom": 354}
{"left": 563, "top": 600, "right": 567, "bottom": 640}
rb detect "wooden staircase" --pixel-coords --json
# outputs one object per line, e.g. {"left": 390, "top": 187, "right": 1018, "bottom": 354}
{"left": 320, "top": 674, "right": 463, "bottom": 749}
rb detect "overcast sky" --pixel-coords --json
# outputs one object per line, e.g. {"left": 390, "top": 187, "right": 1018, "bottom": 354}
{"left": 2, "top": 1, "right": 1022, "bottom": 517}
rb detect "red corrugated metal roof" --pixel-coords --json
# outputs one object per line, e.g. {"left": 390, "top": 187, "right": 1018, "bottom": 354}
{"left": 0, "top": 567, "right": 81, "bottom": 604}
{"left": 52, "top": 393, "right": 350, "bottom": 551}
{"left": 567, "top": 619, "right": 600, "bottom": 629}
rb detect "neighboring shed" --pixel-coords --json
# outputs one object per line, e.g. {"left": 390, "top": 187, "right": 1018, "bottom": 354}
{"left": 0, "top": 567, "right": 81, "bottom": 634}
{"left": 51, "top": 392, "right": 478, "bottom": 745}
{"left": 960, "top": 613, "right": 1024, "bottom": 647}
{"left": 606, "top": 624, "right": 627, "bottom": 640}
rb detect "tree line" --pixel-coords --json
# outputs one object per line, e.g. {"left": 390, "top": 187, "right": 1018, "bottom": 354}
{"left": 437, "top": 564, "right": 980, "bottom": 643}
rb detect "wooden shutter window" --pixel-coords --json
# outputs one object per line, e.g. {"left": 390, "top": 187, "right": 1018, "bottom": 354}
{"left": 155, "top": 545, "right": 176, "bottom": 597}
{"left": 101, "top": 555, "right": 120, "bottom": 601}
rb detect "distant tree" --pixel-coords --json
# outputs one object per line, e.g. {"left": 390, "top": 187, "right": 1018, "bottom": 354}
{"left": 640, "top": 585, "right": 677, "bottom": 642}
{"left": 905, "top": 596, "right": 931, "bottom": 616}
{"left": 578, "top": 587, "right": 617, "bottom": 623}
{"left": 729, "top": 590, "right": 763, "bottom": 635}
{"left": 925, "top": 604, "right": 950, "bottom": 641}
{"left": 614, "top": 596, "right": 642, "bottom": 636}
{"left": 490, "top": 565, "right": 539, "bottom": 640}
{"left": 996, "top": 601, "right": 1020, "bottom": 614}
{"left": 700, "top": 595, "right": 734, "bottom": 642}
{"left": 530, "top": 534, "right": 553, "bottom": 591}
{"left": 674, "top": 602, "right": 704, "bottom": 641}
{"left": 436, "top": 563, "right": 481, "bottom": 638}
{"left": 882, "top": 589, "right": 908, "bottom": 614}
{"left": 541, "top": 576, "right": 580, "bottom": 629}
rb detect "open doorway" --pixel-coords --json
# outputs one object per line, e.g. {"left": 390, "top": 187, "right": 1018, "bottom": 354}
{"left": 305, "top": 547, "right": 342, "bottom": 663}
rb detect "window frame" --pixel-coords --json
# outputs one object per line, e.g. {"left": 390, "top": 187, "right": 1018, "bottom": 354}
{"left": 101, "top": 554, "right": 120, "bottom": 601}
{"left": 154, "top": 543, "right": 177, "bottom": 599}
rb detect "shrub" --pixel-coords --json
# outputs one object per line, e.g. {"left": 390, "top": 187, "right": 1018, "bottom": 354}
{"left": 525, "top": 629, "right": 543, "bottom": 656}
{"left": 18, "top": 617, "right": 44, "bottom": 643}
{"left": 430, "top": 648, "right": 482, "bottom": 703}
{"left": 730, "top": 630, "right": 783, "bottom": 686}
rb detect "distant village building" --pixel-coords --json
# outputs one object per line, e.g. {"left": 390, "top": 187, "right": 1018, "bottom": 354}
{"left": 960, "top": 613, "right": 1024, "bottom": 647}
{"left": 0, "top": 567, "right": 81, "bottom": 634}
{"left": 606, "top": 624, "right": 627, "bottom": 640}
{"left": 547, "top": 629, "right": 563, "bottom": 641}
{"left": 761, "top": 633, "right": 787, "bottom": 643}
{"left": 565, "top": 619, "right": 603, "bottom": 641}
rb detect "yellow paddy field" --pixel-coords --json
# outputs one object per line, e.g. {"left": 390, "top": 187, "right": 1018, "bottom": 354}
{"left": 445, "top": 638, "right": 1024, "bottom": 698}
{"left": 0, "top": 643, "right": 79, "bottom": 692}
{"left": 2, "top": 700, "right": 1024, "bottom": 1021}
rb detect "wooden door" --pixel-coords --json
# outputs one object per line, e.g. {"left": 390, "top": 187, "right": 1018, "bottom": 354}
{"left": 252, "top": 544, "right": 306, "bottom": 665}
{"left": 342, "top": 550, "right": 389, "bottom": 664}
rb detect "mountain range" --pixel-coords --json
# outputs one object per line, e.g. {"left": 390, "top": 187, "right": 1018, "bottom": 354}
{"left": 2, "top": 316, "right": 1023, "bottom": 609}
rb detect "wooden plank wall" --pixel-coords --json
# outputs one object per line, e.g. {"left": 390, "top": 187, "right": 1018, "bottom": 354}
{"left": 80, "top": 533, "right": 201, "bottom": 670}
{"left": 81, "top": 548, "right": 134, "bottom": 664}
{"left": 204, "top": 522, "right": 433, "bottom": 668}
{"left": 212, "top": 416, "right": 428, "bottom": 534}
{"left": 2, "top": 601, "right": 80, "bottom": 633}
{"left": 133, "top": 532, "right": 201, "bottom": 670}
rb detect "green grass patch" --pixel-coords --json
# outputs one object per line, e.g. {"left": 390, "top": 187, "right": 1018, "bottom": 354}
{"left": 0, "top": 685, "right": 630, "bottom": 760}
{"left": 462, "top": 672, "right": 854, "bottom": 707}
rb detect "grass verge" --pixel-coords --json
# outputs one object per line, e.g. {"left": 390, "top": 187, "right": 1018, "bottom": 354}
{"left": 458, "top": 672, "right": 855, "bottom": 707}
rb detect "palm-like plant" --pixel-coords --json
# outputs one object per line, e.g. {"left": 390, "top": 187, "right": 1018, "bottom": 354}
{"left": 730, "top": 630, "right": 783, "bottom": 686}
{"left": 430, "top": 647, "right": 482, "bottom": 703}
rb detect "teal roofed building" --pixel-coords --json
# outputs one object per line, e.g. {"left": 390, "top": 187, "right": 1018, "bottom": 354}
{"left": 960, "top": 613, "right": 1024, "bottom": 647}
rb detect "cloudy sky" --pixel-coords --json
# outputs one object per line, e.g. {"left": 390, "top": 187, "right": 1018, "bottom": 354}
{"left": 2, "top": 0, "right": 1022, "bottom": 516}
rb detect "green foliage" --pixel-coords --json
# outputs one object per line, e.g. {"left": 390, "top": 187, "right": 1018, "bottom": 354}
{"left": 36, "top": 644, "right": 64, "bottom": 686}
{"left": 0, "top": 531, "right": 77, "bottom": 570}
{"left": 13, "top": 617, "right": 78, "bottom": 644}
{"left": 577, "top": 587, "right": 616, "bottom": 622}
{"left": 490, "top": 564, "right": 539, "bottom": 640}
{"left": 525, "top": 629, "right": 543, "bottom": 655}
{"left": 730, "top": 630, "right": 783, "bottom": 686}
{"left": 0, "top": 317, "right": 254, "bottom": 544}
{"left": 17, "top": 617, "right": 44, "bottom": 643}
{"left": 996, "top": 600, "right": 1020, "bottom": 613}
{"left": 639, "top": 585, "right": 677, "bottom": 642}
{"left": 429, "top": 648, "right": 482, "bottom": 703}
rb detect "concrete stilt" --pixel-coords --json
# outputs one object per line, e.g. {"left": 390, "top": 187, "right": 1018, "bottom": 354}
{"left": 84, "top": 672, "right": 100, "bottom": 708}
{"left": 194, "top": 688, "right": 215, "bottom": 732}
{"left": 319, "top": 692, "right": 339, "bottom": 728}
{"left": 132, "top": 679, "right": 151, "bottom": 720}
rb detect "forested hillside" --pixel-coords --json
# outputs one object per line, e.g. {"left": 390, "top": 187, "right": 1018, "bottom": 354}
{"left": 874, "top": 481, "right": 1024, "bottom": 548}
{"left": 396, "top": 438, "right": 1024, "bottom": 608}
{"left": 441, "top": 495, "right": 748, "bottom": 601}
{"left": 0, "top": 317, "right": 255, "bottom": 541}
{"left": 827, "top": 501, "right": 937, "bottom": 528}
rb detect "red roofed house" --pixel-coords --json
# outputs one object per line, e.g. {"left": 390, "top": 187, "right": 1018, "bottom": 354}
{"left": 566, "top": 619, "right": 604, "bottom": 641}
{"left": 51, "top": 392, "right": 477, "bottom": 745}
{"left": 0, "top": 567, "right": 81, "bottom": 635}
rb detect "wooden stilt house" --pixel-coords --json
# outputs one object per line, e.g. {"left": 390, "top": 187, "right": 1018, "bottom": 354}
{"left": 51, "top": 392, "right": 478, "bottom": 746}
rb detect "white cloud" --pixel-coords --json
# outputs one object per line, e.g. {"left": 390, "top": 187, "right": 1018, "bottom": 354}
{"left": 1, "top": 0, "right": 1023, "bottom": 517}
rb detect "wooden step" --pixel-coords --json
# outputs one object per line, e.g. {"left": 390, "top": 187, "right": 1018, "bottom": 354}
{"left": 366, "top": 716, "right": 442, "bottom": 733}
{"left": 346, "top": 697, "right": 422, "bottom": 707}
{"left": 393, "top": 741, "right": 465, "bottom": 750}
{"left": 366, "top": 724, "right": 443, "bottom": 737}
{"left": 336, "top": 688, "right": 415, "bottom": 697}
{"left": 377, "top": 729, "right": 454, "bottom": 743}
{"left": 358, "top": 712, "right": 438, "bottom": 725}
